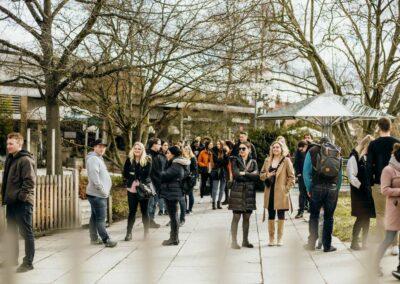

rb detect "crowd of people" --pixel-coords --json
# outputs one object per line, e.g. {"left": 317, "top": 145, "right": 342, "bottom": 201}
{"left": 1, "top": 117, "right": 400, "bottom": 280}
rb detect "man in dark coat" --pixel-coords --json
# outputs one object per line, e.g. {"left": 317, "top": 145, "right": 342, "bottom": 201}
{"left": 294, "top": 140, "right": 309, "bottom": 218}
{"left": 231, "top": 132, "right": 257, "bottom": 160}
{"left": 1, "top": 133, "right": 36, "bottom": 273}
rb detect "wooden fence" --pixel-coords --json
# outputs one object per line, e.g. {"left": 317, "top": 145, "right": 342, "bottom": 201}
{"left": 33, "top": 171, "right": 80, "bottom": 232}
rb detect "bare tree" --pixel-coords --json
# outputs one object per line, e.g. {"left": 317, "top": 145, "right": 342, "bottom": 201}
{"left": 0, "top": 0, "right": 128, "bottom": 174}
{"left": 265, "top": 0, "right": 400, "bottom": 149}
{"left": 72, "top": 0, "right": 262, "bottom": 169}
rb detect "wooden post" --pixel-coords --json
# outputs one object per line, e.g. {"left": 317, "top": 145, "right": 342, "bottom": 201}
{"left": 73, "top": 169, "right": 79, "bottom": 227}
{"left": 26, "top": 128, "right": 31, "bottom": 152}
{"left": 51, "top": 129, "right": 55, "bottom": 176}
{"left": 83, "top": 124, "right": 88, "bottom": 163}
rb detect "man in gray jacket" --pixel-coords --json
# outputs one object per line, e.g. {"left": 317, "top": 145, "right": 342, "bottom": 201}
{"left": 86, "top": 139, "right": 117, "bottom": 247}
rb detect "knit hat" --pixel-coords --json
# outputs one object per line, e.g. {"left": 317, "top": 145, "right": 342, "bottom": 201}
{"left": 168, "top": 146, "right": 182, "bottom": 157}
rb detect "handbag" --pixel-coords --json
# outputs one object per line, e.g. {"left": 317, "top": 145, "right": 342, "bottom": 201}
{"left": 137, "top": 182, "right": 157, "bottom": 199}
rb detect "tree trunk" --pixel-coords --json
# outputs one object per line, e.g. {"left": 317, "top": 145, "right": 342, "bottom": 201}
{"left": 45, "top": 97, "right": 62, "bottom": 175}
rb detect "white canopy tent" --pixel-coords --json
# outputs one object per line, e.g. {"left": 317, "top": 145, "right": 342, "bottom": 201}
{"left": 258, "top": 93, "right": 394, "bottom": 138}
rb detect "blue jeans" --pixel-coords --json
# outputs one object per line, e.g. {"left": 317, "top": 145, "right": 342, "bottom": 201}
{"left": 148, "top": 194, "right": 159, "bottom": 220}
{"left": 212, "top": 177, "right": 226, "bottom": 203}
{"left": 87, "top": 195, "right": 109, "bottom": 242}
{"left": 6, "top": 202, "right": 35, "bottom": 265}
{"left": 186, "top": 191, "right": 194, "bottom": 212}
{"left": 159, "top": 197, "right": 166, "bottom": 213}
{"left": 376, "top": 231, "right": 399, "bottom": 268}
{"left": 308, "top": 184, "right": 338, "bottom": 249}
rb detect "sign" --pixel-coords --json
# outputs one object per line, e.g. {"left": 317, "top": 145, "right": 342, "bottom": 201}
{"left": 64, "top": 131, "right": 77, "bottom": 139}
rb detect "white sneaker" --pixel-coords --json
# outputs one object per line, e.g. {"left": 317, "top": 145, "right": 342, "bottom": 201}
{"left": 391, "top": 246, "right": 399, "bottom": 256}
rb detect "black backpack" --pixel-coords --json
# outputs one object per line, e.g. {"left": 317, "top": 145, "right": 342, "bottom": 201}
{"left": 181, "top": 165, "right": 196, "bottom": 194}
{"left": 314, "top": 142, "right": 342, "bottom": 181}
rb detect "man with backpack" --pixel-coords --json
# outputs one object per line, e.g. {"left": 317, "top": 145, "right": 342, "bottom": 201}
{"left": 303, "top": 137, "right": 343, "bottom": 252}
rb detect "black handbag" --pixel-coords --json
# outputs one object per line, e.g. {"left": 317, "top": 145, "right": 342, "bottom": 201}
{"left": 137, "top": 182, "right": 157, "bottom": 199}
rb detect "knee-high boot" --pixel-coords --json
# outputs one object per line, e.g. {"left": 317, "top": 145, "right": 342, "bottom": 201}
{"left": 268, "top": 220, "right": 276, "bottom": 246}
{"left": 277, "top": 220, "right": 284, "bottom": 246}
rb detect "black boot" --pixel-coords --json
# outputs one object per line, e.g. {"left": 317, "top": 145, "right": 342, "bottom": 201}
{"left": 163, "top": 226, "right": 179, "bottom": 246}
{"left": 393, "top": 265, "right": 400, "bottom": 280}
{"left": 125, "top": 232, "right": 132, "bottom": 241}
{"left": 222, "top": 189, "right": 229, "bottom": 205}
{"left": 212, "top": 202, "right": 216, "bottom": 210}
{"left": 16, "top": 263, "right": 33, "bottom": 273}
{"left": 295, "top": 211, "right": 303, "bottom": 219}
{"left": 217, "top": 201, "right": 222, "bottom": 209}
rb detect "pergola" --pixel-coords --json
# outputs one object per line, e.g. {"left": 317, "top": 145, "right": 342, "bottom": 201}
{"left": 258, "top": 93, "right": 394, "bottom": 138}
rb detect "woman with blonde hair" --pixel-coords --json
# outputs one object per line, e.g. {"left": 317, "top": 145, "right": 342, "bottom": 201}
{"left": 260, "top": 141, "right": 295, "bottom": 246}
{"left": 347, "top": 135, "right": 375, "bottom": 250}
{"left": 122, "top": 142, "right": 152, "bottom": 241}
{"left": 276, "top": 136, "right": 290, "bottom": 157}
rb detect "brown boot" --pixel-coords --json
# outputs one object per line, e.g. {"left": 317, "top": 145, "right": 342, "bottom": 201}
{"left": 277, "top": 220, "right": 284, "bottom": 246}
{"left": 268, "top": 220, "right": 276, "bottom": 246}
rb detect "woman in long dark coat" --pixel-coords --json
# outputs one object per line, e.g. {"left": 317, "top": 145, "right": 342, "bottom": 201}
{"left": 228, "top": 141, "right": 259, "bottom": 249}
{"left": 346, "top": 135, "right": 376, "bottom": 250}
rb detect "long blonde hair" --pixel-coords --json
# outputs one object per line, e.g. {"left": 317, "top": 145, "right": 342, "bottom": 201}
{"left": 183, "top": 145, "right": 195, "bottom": 159}
{"left": 356, "top": 135, "right": 374, "bottom": 157}
{"left": 128, "top": 142, "right": 149, "bottom": 167}
{"left": 267, "top": 141, "right": 287, "bottom": 163}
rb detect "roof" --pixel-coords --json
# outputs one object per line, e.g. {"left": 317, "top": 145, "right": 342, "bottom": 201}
{"left": 259, "top": 93, "right": 394, "bottom": 125}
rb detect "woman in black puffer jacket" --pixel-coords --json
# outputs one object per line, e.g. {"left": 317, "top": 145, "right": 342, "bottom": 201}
{"left": 122, "top": 142, "right": 152, "bottom": 241}
{"left": 160, "top": 146, "right": 190, "bottom": 246}
{"left": 228, "top": 141, "right": 259, "bottom": 249}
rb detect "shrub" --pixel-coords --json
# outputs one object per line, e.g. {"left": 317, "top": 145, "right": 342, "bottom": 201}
{"left": 112, "top": 187, "right": 129, "bottom": 222}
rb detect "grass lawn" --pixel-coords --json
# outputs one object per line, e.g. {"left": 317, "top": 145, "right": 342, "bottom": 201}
{"left": 333, "top": 192, "right": 376, "bottom": 242}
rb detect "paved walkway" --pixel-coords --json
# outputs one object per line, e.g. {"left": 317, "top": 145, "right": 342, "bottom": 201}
{"left": 0, "top": 191, "right": 398, "bottom": 284}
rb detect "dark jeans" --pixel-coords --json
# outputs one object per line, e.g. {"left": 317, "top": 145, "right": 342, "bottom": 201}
{"left": 127, "top": 192, "right": 150, "bottom": 233}
{"left": 179, "top": 196, "right": 186, "bottom": 222}
{"left": 166, "top": 199, "right": 179, "bottom": 241}
{"left": 268, "top": 209, "right": 285, "bottom": 220}
{"left": 6, "top": 202, "right": 35, "bottom": 265}
{"left": 298, "top": 176, "right": 309, "bottom": 212}
{"left": 200, "top": 172, "right": 210, "bottom": 198}
{"left": 87, "top": 195, "right": 109, "bottom": 242}
{"left": 308, "top": 184, "right": 338, "bottom": 249}
{"left": 185, "top": 191, "right": 194, "bottom": 212}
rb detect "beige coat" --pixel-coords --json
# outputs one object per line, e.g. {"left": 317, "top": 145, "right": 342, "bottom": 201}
{"left": 260, "top": 157, "right": 295, "bottom": 210}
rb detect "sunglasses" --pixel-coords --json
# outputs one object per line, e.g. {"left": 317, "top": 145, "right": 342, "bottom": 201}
{"left": 239, "top": 147, "right": 247, "bottom": 151}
